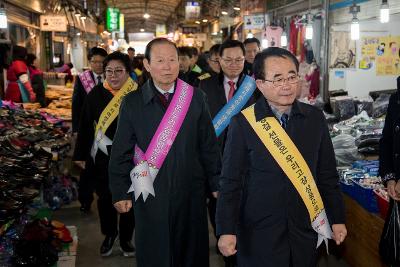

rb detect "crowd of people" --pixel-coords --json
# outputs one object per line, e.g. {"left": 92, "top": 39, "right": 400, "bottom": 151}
{"left": 67, "top": 37, "right": 348, "bottom": 267}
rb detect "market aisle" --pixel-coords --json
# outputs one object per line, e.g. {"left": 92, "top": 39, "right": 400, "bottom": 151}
{"left": 53, "top": 201, "right": 350, "bottom": 267}
{"left": 52, "top": 201, "right": 225, "bottom": 267}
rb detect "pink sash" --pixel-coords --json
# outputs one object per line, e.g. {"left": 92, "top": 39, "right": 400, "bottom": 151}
{"left": 78, "top": 70, "right": 96, "bottom": 94}
{"left": 128, "top": 79, "right": 194, "bottom": 201}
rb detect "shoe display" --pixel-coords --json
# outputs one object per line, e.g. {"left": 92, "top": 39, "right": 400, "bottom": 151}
{"left": 100, "top": 235, "right": 117, "bottom": 257}
{"left": 0, "top": 102, "right": 76, "bottom": 266}
{"left": 120, "top": 240, "right": 136, "bottom": 257}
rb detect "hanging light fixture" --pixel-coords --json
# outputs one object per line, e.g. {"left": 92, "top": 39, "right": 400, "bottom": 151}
{"left": 0, "top": 2, "right": 7, "bottom": 29}
{"left": 281, "top": 31, "right": 288, "bottom": 47}
{"left": 380, "top": 0, "right": 389, "bottom": 23}
{"left": 246, "top": 30, "right": 253, "bottom": 38}
{"left": 143, "top": 0, "right": 150, "bottom": 19}
{"left": 349, "top": 2, "right": 361, "bottom": 40}
{"left": 140, "top": 28, "right": 145, "bottom": 32}
{"left": 305, "top": 25, "right": 313, "bottom": 40}
{"left": 262, "top": 37, "right": 269, "bottom": 49}
{"left": 350, "top": 19, "right": 360, "bottom": 40}
{"left": 233, "top": 7, "right": 240, "bottom": 11}
{"left": 221, "top": 11, "right": 228, "bottom": 15}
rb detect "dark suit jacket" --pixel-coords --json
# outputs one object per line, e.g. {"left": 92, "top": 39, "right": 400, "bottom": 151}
{"left": 244, "top": 60, "right": 253, "bottom": 76}
{"left": 216, "top": 97, "right": 345, "bottom": 266}
{"left": 72, "top": 71, "right": 96, "bottom": 132}
{"left": 198, "top": 72, "right": 258, "bottom": 152}
{"left": 108, "top": 79, "right": 221, "bottom": 267}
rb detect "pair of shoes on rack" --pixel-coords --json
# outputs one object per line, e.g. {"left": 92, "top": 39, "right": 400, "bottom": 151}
{"left": 100, "top": 235, "right": 135, "bottom": 257}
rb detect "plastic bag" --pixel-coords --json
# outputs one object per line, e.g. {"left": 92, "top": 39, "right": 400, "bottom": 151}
{"left": 373, "top": 94, "right": 390, "bottom": 118}
{"left": 379, "top": 200, "right": 400, "bottom": 265}
{"left": 354, "top": 96, "right": 374, "bottom": 116}
{"left": 332, "top": 134, "right": 362, "bottom": 166}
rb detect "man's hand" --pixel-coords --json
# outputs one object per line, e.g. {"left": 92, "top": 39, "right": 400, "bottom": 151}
{"left": 387, "top": 180, "right": 400, "bottom": 200}
{"left": 212, "top": 191, "right": 218, "bottom": 198}
{"left": 332, "top": 224, "right": 347, "bottom": 245}
{"left": 74, "top": 161, "right": 86, "bottom": 169}
{"left": 113, "top": 200, "right": 132, "bottom": 213}
{"left": 218, "top": 234, "right": 237, "bottom": 257}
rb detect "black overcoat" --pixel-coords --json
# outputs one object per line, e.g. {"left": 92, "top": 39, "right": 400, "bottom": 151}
{"left": 379, "top": 77, "right": 400, "bottom": 182}
{"left": 108, "top": 79, "right": 221, "bottom": 267}
{"left": 216, "top": 97, "right": 345, "bottom": 267}
{"left": 72, "top": 71, "right": 96, "bottom": 133}
{"left": 73, "top": 83, "right": 115, "bottom": 179}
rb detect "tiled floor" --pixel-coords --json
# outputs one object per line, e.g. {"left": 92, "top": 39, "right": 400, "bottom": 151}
{"left": 53, "top": 202, "right": 350, "bottom": 267}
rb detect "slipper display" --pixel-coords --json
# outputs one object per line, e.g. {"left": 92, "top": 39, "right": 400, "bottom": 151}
{"left": 0, "top": 103, "right": 76, "bottom": 266}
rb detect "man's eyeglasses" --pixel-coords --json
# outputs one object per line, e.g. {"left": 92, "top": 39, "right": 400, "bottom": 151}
{"left": 90, "top": 60, "right": 103, "bottom": 65}
{"left": 209, "top": 58, "right": 220, "bottom": 64}
{"left": 221, "top": 57, "right": 245, "bottom": 65}
{"left": 105, "top": 68, "right": 125, "bottom": 76}
{"left": 260, "top": 75, "right": 300, "bottom": 87}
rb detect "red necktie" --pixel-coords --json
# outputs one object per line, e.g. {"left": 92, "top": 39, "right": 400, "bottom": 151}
{"left": 228, "top": 80, "right": 235, "bottom": 101}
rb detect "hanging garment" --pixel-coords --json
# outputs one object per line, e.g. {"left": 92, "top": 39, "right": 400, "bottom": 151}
{"left": 265, "top": 26, "right": 283, "bottom": 47}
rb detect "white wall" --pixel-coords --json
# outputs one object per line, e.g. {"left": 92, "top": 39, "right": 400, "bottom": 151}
{"left": 329, "top": 0, "right": 400, "bottom": 97}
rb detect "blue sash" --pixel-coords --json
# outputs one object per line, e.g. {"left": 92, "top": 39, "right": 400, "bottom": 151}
{"left": 212, "top": 75, "right": 256, "bottom": 137}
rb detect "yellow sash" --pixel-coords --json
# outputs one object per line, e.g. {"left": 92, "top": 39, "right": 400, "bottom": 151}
{"left": 242, "top": 104, "right": 332, "bottom": 245}
{"left": 95, "top": 77, "right": 138, "bottom": 136}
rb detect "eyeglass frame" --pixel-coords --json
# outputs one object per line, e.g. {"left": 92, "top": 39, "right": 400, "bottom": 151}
{"left": 220, "top": 57, "right": 245, "bottom": 65}
{"left": 259, "top": 75, "right": 300, "bottom": 87}
{"left": 208, "top": 58, "right": 220, "bottom": 64}
{"left": 104, "top": 68, "right": 126, "bottom": 77}
{"left": 90, "top": 60, "right": 104, "bottom": 65}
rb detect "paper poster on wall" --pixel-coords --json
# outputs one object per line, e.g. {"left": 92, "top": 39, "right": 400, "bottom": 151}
{"left": 360, "top": 35, "right": 400, "bottom": 75}
{"left": 376, "top": 36, "right": 400, "bottom": 76}
{"left": 330, "top": 31, "right": 356, "bottom": 69}
{"left": 360, "top": 36, "right": 378, "bottom": 69}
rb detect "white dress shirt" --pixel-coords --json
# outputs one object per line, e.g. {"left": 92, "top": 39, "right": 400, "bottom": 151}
{"left": 223, "top": 76, "right": 239, "bottom": 101}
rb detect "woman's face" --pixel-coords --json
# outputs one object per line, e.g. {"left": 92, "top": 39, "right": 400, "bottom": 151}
{"left": 105, "top": 60, "right": 129, "bottom": 90}
{"left": 33, "top": 59, "right": 39, "bottom": 68}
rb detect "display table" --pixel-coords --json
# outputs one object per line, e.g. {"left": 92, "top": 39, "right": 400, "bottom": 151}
{"left": 342, "top": 195, "right": 387, "bottom": 267}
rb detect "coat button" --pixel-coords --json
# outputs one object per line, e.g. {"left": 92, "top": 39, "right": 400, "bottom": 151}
{"left": 396, "top": 126, "right": 400, "bottom": 132}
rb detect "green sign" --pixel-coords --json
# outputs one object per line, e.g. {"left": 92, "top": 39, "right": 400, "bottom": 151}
{"left": 106, "top": 7, "right": 119, "bottom": 31}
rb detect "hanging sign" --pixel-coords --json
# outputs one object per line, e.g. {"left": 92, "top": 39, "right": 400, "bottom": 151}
{"left": 119, "top": 13, "right": 124, "bottom": 32}
{"left": 40, "top": 15, "right": 67, "bottom": 32}
{"left": 243, "top": 14, "right": 266, "bottom": 30}
{"left": 185, "top": 2, "right": 201, "bottom": 20}
{"left": 106, "top": 7, "right": 119, "bottom": 31}
{"left": 156, "top": 24, "right": 166, "bottom": 37}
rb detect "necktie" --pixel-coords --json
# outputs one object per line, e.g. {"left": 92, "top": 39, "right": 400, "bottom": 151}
{"left": 227, "top": 80, "right": 235, "bottom": 101}
{"left": 163, "top": 92, "right": 170, "bottom": 102}
{"left": 97, "top": 76, "right": 102, "bottom": 85}
{"left": 280, "top": 114, "right": 289, "bottom": 130}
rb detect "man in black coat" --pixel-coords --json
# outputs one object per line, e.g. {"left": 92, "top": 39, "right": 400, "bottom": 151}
{"left": 108, "top": 38, "right": 221, "bottom": 267}
{"left": 217, "top": 47, "right": 347, "bottom": 267}
{"left": 198, "top": 41, "right": 257, "bottom": 266}
{"left": 72, "top": 47, "right": 108, "bottom": 213}
{"left": 243, "top": 37, "right": 260, "bottom": 76}
{"left": 380, "top": 76, "right": 400, "bottom": 200}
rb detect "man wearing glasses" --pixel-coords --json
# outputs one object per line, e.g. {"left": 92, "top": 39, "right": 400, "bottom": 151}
{"left": 206, "top": 44, "right": 221, "bottom": 76}
{"left": 199, "top": 39, "right": 258, "bottom": 267}
{"left": 216, "top": 47, "right": 347, "bottom": 266}
{"left": 72, "top": 47, "right": 108, "bottom": 213}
